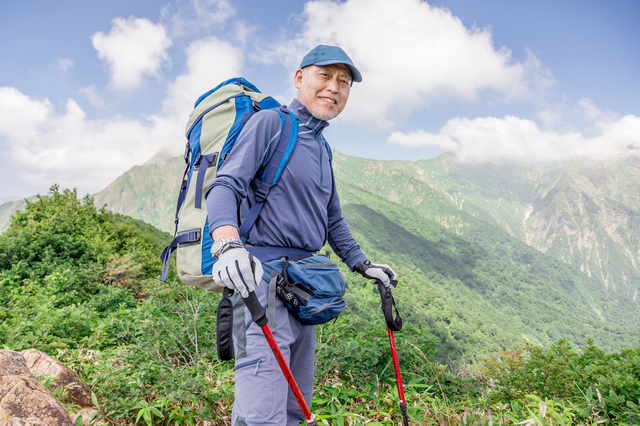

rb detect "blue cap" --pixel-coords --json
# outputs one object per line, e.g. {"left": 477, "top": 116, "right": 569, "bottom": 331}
{"left": 300, "top": 45, "right": 362, "bottom": 83}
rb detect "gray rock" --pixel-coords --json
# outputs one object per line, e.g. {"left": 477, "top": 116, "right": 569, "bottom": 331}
{"left": 0, "top": 352, "right": 73, "bottom": 426}
{"left": 20, "top": 349, "right": 92, "bottom": 407}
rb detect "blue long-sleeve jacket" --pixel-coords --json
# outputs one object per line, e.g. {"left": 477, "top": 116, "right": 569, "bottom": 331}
{"left": 205, "top": 98, "right": 367, "bottom": 270}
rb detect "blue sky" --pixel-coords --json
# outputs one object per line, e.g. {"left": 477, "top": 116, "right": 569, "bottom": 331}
{"left": 1, "top": 0, "right": 639, "bottom": 201}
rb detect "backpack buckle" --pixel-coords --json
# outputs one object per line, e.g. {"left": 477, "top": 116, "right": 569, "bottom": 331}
{"left": 177, "top": 228, "right": 201, "bottom": 247}
{"left": 183, "top": 142, "right": 190, "bottom": 163}
{"left": 255, "top": 186, "right": 269, "bottom": 203}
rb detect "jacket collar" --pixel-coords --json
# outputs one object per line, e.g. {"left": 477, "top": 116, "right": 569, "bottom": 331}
{"left": 288, "top": 98, "right": 330, "bottom": 134}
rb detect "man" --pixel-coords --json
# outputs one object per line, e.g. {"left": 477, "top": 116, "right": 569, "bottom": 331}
{"left": 205, "top": 45, "right": 397, "bottom": 426}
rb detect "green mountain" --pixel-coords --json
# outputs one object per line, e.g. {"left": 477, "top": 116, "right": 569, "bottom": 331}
{"left": 87, "top": 152, "right": 640, "bottom": 303}
{"left": 49, "top": 151, "right": 635, "bottom": 356}
{"left": 332, "top": 152, "right": 640, "bottom": 302}
{"left": 3, "top": 151, "right": 639, "bottom": 356}
{"left": 92, "top": 156, "right": 184, "bottom": 233}
{"left": 336, "top": 182, "right": 640, "bottom": 354}
{"left": 0, "top": 196, "right": 35, "bottom": 232}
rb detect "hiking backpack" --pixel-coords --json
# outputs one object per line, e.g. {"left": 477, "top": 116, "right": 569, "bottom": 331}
{"left": 159, "top": 77, "right": 299, "bottom": 291}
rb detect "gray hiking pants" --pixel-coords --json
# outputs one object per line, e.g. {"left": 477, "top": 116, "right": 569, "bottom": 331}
{"left": 230, "top": 279, "right": 316, "bottom": 426}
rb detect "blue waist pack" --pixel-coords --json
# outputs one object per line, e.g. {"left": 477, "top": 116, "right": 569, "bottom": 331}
{"left": 261, "top": 254, "right": 346, "bottom": 326}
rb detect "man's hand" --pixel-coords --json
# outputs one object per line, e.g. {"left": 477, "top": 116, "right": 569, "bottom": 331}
{"left": 212, "top": 245, "right": 263, "bottom": 298}
{"left": 354, "top": 260, "right": 398, "bottom": 288}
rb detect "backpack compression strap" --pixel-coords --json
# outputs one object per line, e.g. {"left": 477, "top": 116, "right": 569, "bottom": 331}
{"left": 238, "top": 106, "right": 298, "bottom": 239}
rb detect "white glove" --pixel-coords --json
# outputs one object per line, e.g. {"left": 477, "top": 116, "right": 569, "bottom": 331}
{"left": 212, "top": 246, "right": 263, "bottom": 298}
{"left": 354, "top": 260, "right": 398, "bottom": 288}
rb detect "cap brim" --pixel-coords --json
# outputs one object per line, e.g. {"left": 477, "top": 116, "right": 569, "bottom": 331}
{"left": 311, "top": 59, "right": 362, "bottom": 83}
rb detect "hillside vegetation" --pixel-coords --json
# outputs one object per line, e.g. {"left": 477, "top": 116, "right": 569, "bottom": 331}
{"left": 2, "top": 187, "right": 640, "bottom": 425}
{"left": 336, "top": 181, "right": 640, "bottom": 355}
{"left": 8, "top": 150, "right": 640, "bottom": 315}
{"left": 64, "top": 152, "right": 639, "bottom": 334}
{"left": 56, "top": 151, "right": 640, "bottom": 331}
{"left": 332, "top": 152, "right": 640, "bottom": 311}
{"left": 35, "top": 150, "right": 639, "bottom": 352}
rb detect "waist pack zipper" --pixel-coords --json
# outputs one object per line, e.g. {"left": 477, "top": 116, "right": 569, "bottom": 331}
{"left": 300, "top": 263, "right": 337, "bottom": 269}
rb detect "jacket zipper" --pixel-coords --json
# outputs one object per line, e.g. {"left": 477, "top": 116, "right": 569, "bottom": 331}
{"left": 315, "top": 133, "right": 325, "bottom": 183}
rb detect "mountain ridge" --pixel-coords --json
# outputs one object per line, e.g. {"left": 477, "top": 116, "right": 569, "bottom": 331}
{"left": 2, "top": 150, "right": 639, "bottom": 353}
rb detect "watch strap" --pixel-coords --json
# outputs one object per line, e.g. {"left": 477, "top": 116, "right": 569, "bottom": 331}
{"left": 212, "top": 237, "right": 243, "bottom": 259}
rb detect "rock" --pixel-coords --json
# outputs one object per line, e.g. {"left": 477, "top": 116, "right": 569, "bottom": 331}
{"left": 0, "top": 351, "right": 32, "bottom": 377}
{"left": 4, "top": 417, "right": 49, "bottom": 426}
{"left": 0, "top": 355, "right": 74, "bottom": 426}
{"left": 20, "top": 350, "right": 92, "bottom": 407}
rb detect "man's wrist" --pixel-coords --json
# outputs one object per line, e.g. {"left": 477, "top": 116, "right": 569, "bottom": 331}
{"left": 353, "top": 259, "right": 371, "bottom": 273}
{"left": 211, "top": 225, "right": 240, "bottom": 241}
{"left": 211, "top": 237, "right": 243, "bottom": 259}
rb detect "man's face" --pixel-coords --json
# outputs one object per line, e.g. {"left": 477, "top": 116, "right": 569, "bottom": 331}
{"left": 294, "top": 64, "right": 352, "bottom": 121}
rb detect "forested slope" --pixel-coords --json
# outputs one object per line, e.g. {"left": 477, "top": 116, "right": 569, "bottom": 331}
{"left": 332, "top": 152, "right": 640, "bottom": 327}
{"left": 336, "top": 181, "right": 640, "bottom": 357}
{"left": 3, "top": 187, "right": 640, "bottom": 425}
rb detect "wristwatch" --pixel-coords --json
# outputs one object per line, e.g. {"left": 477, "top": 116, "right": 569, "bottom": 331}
{"left": 211, "top": 237, "right": 243, "bottom": 259}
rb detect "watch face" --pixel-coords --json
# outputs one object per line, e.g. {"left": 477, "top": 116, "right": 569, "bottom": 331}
{"left": 211, "top": 240, "right": 223, "bottom": 256}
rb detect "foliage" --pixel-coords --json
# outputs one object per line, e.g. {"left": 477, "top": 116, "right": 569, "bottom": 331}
{"left": 481, "top": 339, "right": 640, "bottom": 425}
{"left": 4, "top": 186, "right": 640, "bottom": 425}
{"left": 0, "top": 185, "right": 174, "bottom": 350}
{"left": 336, "top": 182, "right": 640, "bottom": 360}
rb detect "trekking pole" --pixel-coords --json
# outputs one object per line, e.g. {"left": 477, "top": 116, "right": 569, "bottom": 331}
{"left": 375, "top": 280, "right": 410, "bottom": 426}
{"left": 243, "top": 291, "right": 316, "bottom": 426}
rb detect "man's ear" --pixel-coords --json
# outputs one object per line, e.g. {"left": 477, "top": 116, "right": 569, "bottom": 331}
{"left": 294, "top": 68, "right": 304, "bottom": 89}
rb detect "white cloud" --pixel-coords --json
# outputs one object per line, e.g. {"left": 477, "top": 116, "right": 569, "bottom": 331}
{"left": 233, "top": 21, "right": 256, "bottom": 48}
{"left": 56, "top": 58, "right": 74, "bottom": 72}
{"left": 0, "top": 88, "right": 50, "bottom": 142}
{"left": 537, "top": 97, "right": 621, "bottom": 136}
{"left": 388, "top": 129, "right": 458, "bottom": 150}
{"left": 162, "top": 37, "right": 243, "bottom": 115}
{"left": 0, "top": 87, "right": 164, "bottom": 193}
{"left": 388, "top": 112, "right": 640, "bottom": 162}
{"left": 161, "top": 0, "right": 235, "bottom": 37}
{"left": 151, "top": 37, "right": 244, "bottom": 157}
{"left": 260, "top": 0, "right": 553, "bottom": 127}
{"left": 0, "top": 38, "right": 244, "bottom": 194}
{"left": 92, "top": 17, "right": 172, "bottom": 89}
{"left": 78, "top": 85, "right": 105, "bottom": 108}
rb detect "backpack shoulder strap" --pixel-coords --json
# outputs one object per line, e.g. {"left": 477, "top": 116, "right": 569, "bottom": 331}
{"left": 238, "top": 106, "right": 298, "bottom": 239}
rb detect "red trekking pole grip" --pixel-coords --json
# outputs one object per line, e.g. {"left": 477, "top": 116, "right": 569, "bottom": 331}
{"left": 243, "top": 292, "right": 316, "bottom": 425}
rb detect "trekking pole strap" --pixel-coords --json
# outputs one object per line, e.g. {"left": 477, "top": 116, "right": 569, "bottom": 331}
{"left": 376, "top": 280, "right": 403, "bottom": 331}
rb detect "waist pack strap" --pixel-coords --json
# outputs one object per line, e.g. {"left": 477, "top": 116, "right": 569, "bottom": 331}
{"left": 283, "top": 281, "right": 314, "bottom": 303}
{"left": 246, "top": 246, "right": 314, "bottom": 263}
{"left": 268, "top": 272, "right": 278, "bottom": 333}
